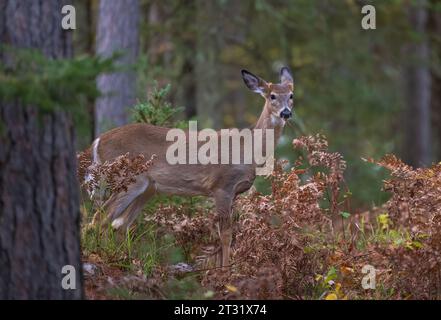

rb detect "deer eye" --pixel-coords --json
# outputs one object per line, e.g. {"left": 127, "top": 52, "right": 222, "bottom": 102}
{"left": 270, "top": 94, "right": 276, "bottom": 100}
{"left": 290, "top": 93, "right": 293, "bottom": 99}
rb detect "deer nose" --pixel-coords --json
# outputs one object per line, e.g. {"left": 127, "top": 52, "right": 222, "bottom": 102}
{"left": 280, "top": 108, "right": 292, "bottom": 119}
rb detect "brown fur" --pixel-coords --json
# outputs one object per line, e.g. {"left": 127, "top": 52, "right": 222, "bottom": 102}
{"left": 84, "top": 68, "right": 294, "bottom": 267}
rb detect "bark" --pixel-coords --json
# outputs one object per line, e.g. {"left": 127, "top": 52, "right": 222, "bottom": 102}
{"left": 0, "top": 0, "right": 83, "bottom": 299}
{"left": 403, "top": 0, "right": 432, "bottom": 167}
{"left": 95, "top": 0, "right": 139, "bottom": 136}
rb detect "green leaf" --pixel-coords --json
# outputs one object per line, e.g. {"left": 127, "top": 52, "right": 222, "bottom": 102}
{"left": 339, "top": 211, "right": 351, "bottom": 219}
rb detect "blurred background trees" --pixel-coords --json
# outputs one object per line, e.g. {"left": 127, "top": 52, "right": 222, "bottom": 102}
{"left": 3, "top": 0, "right": 441, "bottom": 209}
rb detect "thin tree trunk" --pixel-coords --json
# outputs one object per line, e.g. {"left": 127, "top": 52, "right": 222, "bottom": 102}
{"left": 73, "top": 0, "right": 95, "bottom": 55}
{"left": 146, "top": 1, "right": 173, "bottom": 90}
{"left": 95, "top": 0, "right": 139, "bottom": 136}
{"left": 0, "top": 0, "right": 83, "bottom": 299}
{"left": 403, "top": 0, "right": 432, "bottom": 167}
{"left": 74, "top": 0, "right": 97, "bottom": 146}
{"left": 179, "top": 57, "right": 196, "bottom": 119}
{"left": 429, "top": 0, "right": 441, "bottom": 160}
{"left": 195, "top": 0, "right": 225, "bottom": 129}
{"left": 430, "top": 67, "right": 441, "bottom": 162}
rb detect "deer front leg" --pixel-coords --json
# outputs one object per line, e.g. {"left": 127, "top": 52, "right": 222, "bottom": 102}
{"left": 214, "top": 191, "right": 233, "bottom": 268}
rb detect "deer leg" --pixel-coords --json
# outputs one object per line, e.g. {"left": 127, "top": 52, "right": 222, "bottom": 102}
{"left": 215, "top": 191, "right": 233, "bottom": 268}
{"left": 102, "top": 175, "right": 151, "bottom": 227}
{"left": 113, "top": 181, "right": 156, "bottom": 230}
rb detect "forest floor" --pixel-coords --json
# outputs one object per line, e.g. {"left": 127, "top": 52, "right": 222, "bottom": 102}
{"left": 79, "top": 135, "right": 441, "bottom": 300}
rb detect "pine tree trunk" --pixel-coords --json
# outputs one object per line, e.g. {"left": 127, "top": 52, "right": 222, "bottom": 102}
{"left": 94, "top": 0, "right": 139, "bottom": 136}
{"left": 0, "top": 0, "right": 83, "bottom": 299}
{"left": 403, "top": 0, "right": 432, "bottom": 167}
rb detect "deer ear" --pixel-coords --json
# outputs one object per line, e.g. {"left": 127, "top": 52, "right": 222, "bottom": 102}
{"left": 280, "top": 67, "right": 293, "bottom": 86}
{"left": 241, "top": 69, "right": 268, "bottom": 94}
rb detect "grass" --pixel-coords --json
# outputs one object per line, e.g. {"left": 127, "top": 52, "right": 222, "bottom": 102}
{"left": 82, "top": 212, "right": 173, "bottom": 275}
{"left": 81, "top": 195, "right": 215, "bottom": 300}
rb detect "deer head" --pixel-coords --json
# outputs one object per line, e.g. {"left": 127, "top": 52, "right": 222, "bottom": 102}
{"left": 241, "top": 67, "right": 294, "bottom": 120}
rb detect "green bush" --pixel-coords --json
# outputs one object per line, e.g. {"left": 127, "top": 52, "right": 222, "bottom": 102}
{"left": 131, "top": 83, "right": 187, "bottom": 128}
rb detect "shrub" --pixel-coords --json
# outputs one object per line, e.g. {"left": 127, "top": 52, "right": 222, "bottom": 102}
{"left": 79, "top": 132, "right": 441, "bottom": 300}
{"left": 131, "top": 83, "right": 187, "bottom": 128}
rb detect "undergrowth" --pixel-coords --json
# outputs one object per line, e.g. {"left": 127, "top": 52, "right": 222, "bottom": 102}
{"left": 78, "top": 85, "right": 441, "bottom": 300}
{"left": 79, "top": 133, "right": 441, "bottom": 300}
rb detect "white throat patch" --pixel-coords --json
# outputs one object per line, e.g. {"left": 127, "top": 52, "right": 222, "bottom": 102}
{"left": 271, "top": 114, "right": 285, "bottom": 126}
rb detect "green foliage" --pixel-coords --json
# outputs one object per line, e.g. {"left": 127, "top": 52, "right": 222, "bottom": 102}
{"left": 339, "top": 211, "right": 351, "bottom": 219}
{"left": 81, "top": 193, "right": 210, "bottom": 276}
{"left": 131, "top": 83, "right": 187, "bottom": 128}
{"left": 136, "top": 0, "right": 429, "bottom": 206}
{"left": 0, "top": 46, "right": 114, "bottom": 114}
{"left": 162, "top": 275, "right": 207, "bottom": 300}
{"left": 82, "top": 210, "right": 175, "bottom": 276}
{"left": 268, "top": 0, "right": 409, "bottom": 206}
{"left": 314, "top": 266, "right": 340, "bottom": 299}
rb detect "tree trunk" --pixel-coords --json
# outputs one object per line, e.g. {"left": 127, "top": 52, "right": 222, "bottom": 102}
{"left": 195, "top": 0, "right": 225, "bottom": 129}
{"left": 0, "top": 0, "right": 83, "bottom": 299}
{"left": 74, "top": 0, "right": 98, "bottom": 146}
{"left": 403, "top": 0, "right": 432, "bottom": 167}
{"left": 95, "top": 0, "right": 139, "bottom": 136}
{"left": 182, "top": 57, "right": 197, "bottom": 119}
{"left": 73, "top": 0, "right": 96, "bottom": 55}
{"left": 429, "top": 0, "right": 441, "bottom": 160}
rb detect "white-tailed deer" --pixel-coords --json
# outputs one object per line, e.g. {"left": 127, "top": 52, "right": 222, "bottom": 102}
{"left": 82, "top": 67, "right": 294, "bottom": 267}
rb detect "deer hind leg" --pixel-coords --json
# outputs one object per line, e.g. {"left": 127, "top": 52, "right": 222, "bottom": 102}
{"left": 102, "top": 175, "right": 152, "bottom": 228}
{"left": 214, "top": 191, "right": 233, "bottom": 268}
{"left": 112, "top": 181, "right": 156, "bottom": 230}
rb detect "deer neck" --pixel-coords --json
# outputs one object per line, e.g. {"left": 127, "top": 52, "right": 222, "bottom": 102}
{"left": 254, "top": 102, "right": 285, "bottom": 144}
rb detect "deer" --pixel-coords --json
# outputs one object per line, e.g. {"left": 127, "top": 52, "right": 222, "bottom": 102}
{"left": 81, "top": 67, "right": 294, "bottom": 268}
